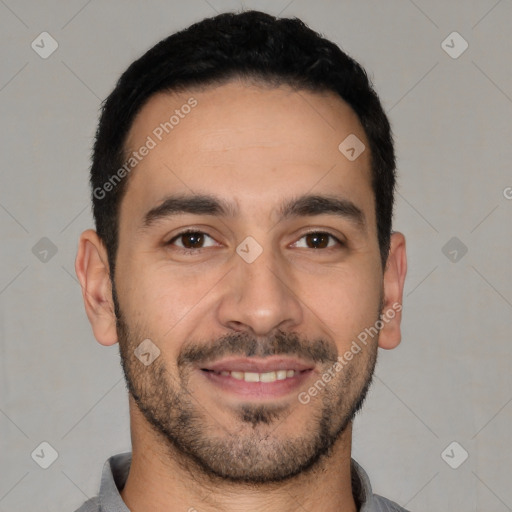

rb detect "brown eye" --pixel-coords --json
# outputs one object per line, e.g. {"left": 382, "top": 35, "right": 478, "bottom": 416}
{"left": 292, "top": 232, "right": 342, "bottom": 250}
{"left": 181, "top": 232, "right": 204, "bottom": 248}
{"left": 305, "top": 233, "right": 330, "bottom": 249}
{"left": 169, "top": 231, "right": 217, "bottom": 250}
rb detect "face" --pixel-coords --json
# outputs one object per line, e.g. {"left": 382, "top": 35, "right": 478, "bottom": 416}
{"left": 94, "top": 81, "right": 402, "bottom": 483}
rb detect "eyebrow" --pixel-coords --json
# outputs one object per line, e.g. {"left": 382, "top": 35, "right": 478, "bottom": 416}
{"left": 141, "top": 193, "right": 366, "bottom": 231}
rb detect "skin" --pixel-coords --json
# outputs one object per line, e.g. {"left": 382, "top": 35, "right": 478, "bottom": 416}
{"left": 75, "top": 80, "right": 407, "bottom": 512}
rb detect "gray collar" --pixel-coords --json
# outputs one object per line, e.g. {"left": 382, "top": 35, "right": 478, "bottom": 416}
{"left": 96, "top": 452, "right": 402, "bottom": 512}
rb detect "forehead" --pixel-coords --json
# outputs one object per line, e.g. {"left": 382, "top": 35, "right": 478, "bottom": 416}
{"left": 121, "top": 81, "right": 373, "bottom": 223}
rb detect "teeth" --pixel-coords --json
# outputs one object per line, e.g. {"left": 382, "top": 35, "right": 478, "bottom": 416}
{"left": 244, "top": 372, "right": 260, "bottom": 382}
{"left": 220, "top": 370, "right": 297, "bottom": 382}
{"left": 260, "top": 371, "right": 276, "bottom": 382}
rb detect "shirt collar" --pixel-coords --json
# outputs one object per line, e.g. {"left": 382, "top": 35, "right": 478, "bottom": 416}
{"left": 98, "top": 452, "right": 376, "bottom": 511}
{"left": 351, "top": 458, "right": 376, "bottom": 511}
{"left": 99, "top": 452, "right": 131, "bottom": 512}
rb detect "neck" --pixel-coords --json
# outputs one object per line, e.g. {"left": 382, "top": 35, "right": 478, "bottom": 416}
{"left": 121, "top": 399, "right": 358, "bottom": 512}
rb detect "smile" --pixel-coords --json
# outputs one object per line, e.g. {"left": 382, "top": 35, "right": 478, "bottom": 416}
{"left": 198, "top": 356, "right": 315, "bottom": 399}
{"left": 204, "top": 369, "right": 301, "bottom": 383}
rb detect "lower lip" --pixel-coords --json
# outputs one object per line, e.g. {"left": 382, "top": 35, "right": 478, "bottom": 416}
{"left": 200, "top": 369, "right": 314, "bottom": 399}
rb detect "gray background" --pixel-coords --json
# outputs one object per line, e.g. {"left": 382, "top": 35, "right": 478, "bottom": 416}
{"left": 1, "top": 0, "right": 511, "bottom": 510}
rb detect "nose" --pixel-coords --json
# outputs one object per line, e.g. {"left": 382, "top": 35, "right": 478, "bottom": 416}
{"left": 215, "top": 245, "right": 304, "bottom": 336}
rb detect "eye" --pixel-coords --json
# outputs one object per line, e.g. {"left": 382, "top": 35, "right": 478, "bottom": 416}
{"left": 166, "top": 230, "right": 342, "bottom": 252}
{"left": 167, "top": 231, "right": 218, "bottom": 250}
{"left": 292, "top": 231, "right": 343, "bottom": 249}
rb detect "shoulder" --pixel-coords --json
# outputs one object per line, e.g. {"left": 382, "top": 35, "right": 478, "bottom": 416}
{"left": 351, "top": 459, "right": 411, "bottom": 512}
{"left": 73, "top": 496, "right": 99, "bottom": 512}
{"left": 373, "top": 493, "right": 412, "bottom": 512}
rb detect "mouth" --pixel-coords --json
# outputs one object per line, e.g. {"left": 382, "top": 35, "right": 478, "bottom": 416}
{"left": 198, "top": 356, "right": 315, "bottom": 399}
{"left": 204, "top": 368, "right": 302, "bottom": 383}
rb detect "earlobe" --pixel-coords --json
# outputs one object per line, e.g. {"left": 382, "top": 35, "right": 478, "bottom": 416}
{"left": 378, "top": 232, "right": 407, "bottom": 350}
{"left": 75, "top": 229, "right": 118, "bottom": 346}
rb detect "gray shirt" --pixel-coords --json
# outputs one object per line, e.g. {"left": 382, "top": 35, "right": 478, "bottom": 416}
{"left": 75, "top": 452, "right": 410, "bottom": 512}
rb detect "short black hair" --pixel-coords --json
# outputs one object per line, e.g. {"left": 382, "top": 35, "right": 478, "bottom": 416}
{"left": 90, "top": 10, "right": 396, "bottom": 276}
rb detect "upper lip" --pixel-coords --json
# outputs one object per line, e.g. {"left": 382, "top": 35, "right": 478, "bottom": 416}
{"left": 200, "top": 356, "right": 315, "bottom": 373}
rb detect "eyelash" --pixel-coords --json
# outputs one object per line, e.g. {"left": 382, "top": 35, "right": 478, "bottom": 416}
{"left": 166, "top": 229, "right": 345, "bottom": 253}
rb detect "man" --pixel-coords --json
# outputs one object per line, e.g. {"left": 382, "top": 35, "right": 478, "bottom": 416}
{"left": 75, "top": 9, "right": 408, "bottom": 512}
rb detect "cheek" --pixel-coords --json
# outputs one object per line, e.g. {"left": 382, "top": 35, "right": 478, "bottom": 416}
{"left": 295, "top": 263, "right": 381, "bottom": 343}
{"left": 117, "top": 262, "right": 223, "bottom": 334}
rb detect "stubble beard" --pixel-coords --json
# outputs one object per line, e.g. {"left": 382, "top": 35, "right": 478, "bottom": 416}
{"left": 113, "top": 289, "right": 379, "bottom": 485}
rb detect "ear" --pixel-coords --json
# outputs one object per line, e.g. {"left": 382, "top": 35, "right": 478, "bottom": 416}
{"left": 378, "top": 232, "right": 407, "bottom": 350}
{"left": 75, "top": 229, "right": 118, "bottom": 346}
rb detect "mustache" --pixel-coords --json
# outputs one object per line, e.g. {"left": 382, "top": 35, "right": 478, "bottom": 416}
{"left": 177, "top": 330, "right": 338, "bottom": 368}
